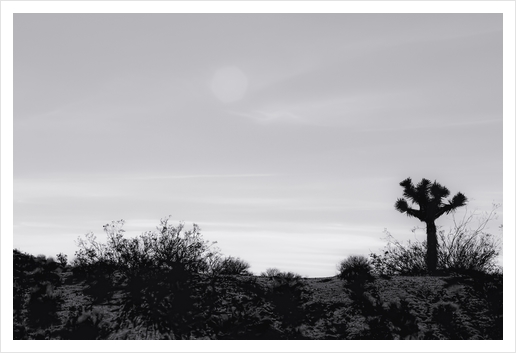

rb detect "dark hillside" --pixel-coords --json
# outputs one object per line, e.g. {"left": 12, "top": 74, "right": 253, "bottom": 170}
{"left": 13, "top": 250, "right": 502, "bottom": 340}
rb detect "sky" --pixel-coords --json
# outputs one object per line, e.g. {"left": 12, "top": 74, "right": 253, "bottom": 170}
{"left": 11, "top": 13, "right": 505, "bottom": 278}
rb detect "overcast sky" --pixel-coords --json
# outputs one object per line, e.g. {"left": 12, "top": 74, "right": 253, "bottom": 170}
{"left": 13, "top": 13, "right": 503, "bottom": 277}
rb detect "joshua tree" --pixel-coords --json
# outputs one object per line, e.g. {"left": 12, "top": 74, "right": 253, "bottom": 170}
{"left": 394, "top": 177, "right": 467, "bottom": 274}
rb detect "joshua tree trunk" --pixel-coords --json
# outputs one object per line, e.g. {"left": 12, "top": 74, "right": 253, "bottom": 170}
{"left": 426, "top": 220, "right": 438, "bottom": 274}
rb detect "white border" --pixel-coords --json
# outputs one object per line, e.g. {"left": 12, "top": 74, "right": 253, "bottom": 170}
{"left": 1, "top": 1, "right": 515, "bottom": 352}
{"left": 1, "top": 0, "right": 515, "bottom": 14}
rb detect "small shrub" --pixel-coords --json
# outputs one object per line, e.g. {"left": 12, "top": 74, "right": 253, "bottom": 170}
{"left": 272, "top": 271, "right": 303, "bottom": 287}
{"left": 337, "top": 255, "right": 374, "bottom": 283}
{"left": 261, "top": 269, "right": 305, "bottom": 293}
{"left": 211, "top": 256, "right": 251, "bottom": 276}
{"left": 261, "top": 269, "right": 304, "bottom": 291}
{"left": 262, "top": 270, "right": 306, "bottom": 336}
{"left": 56, "top": 253, "right": 68, "bottom": 267}
{"left": 261, "top": 268, "right": 281, "bottom": 277}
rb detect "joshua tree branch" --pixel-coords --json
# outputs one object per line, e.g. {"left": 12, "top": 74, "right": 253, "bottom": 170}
{"left": 395, "top": 198, "right": 424, "bottom": 221}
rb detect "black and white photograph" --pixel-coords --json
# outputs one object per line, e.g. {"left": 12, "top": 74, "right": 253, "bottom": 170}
{"left": 2, "top": 1, "right": 515, "bottom": 350}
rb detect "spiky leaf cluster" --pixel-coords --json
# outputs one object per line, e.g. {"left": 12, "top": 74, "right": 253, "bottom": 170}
{"left": 395, "top": 178, "right": 467, "bottom": 222}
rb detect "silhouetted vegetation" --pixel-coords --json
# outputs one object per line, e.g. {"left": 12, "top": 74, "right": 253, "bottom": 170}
{"left": 13, "top": 250, "right": 64, "bottom": 339}
{"left": 263, "top": 270, "right": 307, "bottom": 338}
{"left": 337, "top": 255, "right": 374, "bottom": 284}
{"left": 395, "top": 177, "right": 468, "bottom": 273}
{"left": 210, "top": 256, "right": 251, "bottom": 276}
{"left": 370, "top": 204, "right": 502, "bottom": 276}
{"left": 13, "top": 201, "right": 502, "bottom": 340}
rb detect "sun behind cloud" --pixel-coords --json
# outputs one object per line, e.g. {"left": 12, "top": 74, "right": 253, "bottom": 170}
{"left": 210, "top": 66, "right": 248, "bottom": 103}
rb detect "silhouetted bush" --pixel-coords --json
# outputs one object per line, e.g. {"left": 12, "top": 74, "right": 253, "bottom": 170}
{"left": 369, "top": 234, "right": 427, "bottom": 276}
{"left": 337, "top": 255, "right": 374, "bottom": 283}
{"left": 56, "top": 253, "right": 68, "bottom": 268}
{"left": 262, "top": 269, "right": 305, "bottom": 294}
{"left": 261, "top": 270, "right": 306, "bottom": 337}
{"left": 73, "top": 218, "right": 219, "bottom": 274}
{"left": 260, "top": 268, "right": 281, "bottom": 278}
{"left": 73, "top": 217, "right": 223, "bottom": 338}
{"left": 438, "top": 206, "right": 502, "bottom": 274}
{"left": 211, "top": 256, "right": 251, "bottom": 276}
{"left": 269, "top": 271, "right": 303, "bottom": 288}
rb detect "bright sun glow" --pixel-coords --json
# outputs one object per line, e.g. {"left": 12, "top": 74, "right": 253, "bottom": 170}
{"left": 210, "top": 66, "right": 248, "bottom": 103}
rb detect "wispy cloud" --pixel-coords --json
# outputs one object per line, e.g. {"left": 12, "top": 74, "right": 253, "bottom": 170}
{"left": 14, "top": 222, "right": 71, "bottom": 229}
{"left": 229, "top": 110, "right": 307, "bottom": 125}
{"left": 229, "top": 88, "right": 424, "bottom": 128}
{"left": 14, "top": 178, "right": 117, "bottom": 201}
{"left": 357, "top": 118, "right": 502, "bottom": 133}
{"left": 130, "top": 173, "right": 276, "bottom": 180}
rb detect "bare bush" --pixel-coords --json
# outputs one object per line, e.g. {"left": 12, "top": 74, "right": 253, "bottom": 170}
{"left": 72, "top": 217, "right": 222, "bottom": 337}
{"left": 211, "top": 256, "right": 251, "bottom": 276}
{"left": 73, "top": 217, "right": 220, "bottom": 274}
{"left": 438, "top": 205, "right": 502, "bottom": 274}
{"left": 261, "top": 268, "right": 282, "bottom": 277}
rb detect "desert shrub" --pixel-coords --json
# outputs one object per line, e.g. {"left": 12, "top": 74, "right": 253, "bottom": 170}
{"left": 56, "top": 253, "right": 68, "bottom": 268}
{"left": 211, "top": 256, "right": 251, "bottom": 276}
{"left": 371, "top": 205, "right": 502, "bottom": 276}
{"left": 271, "top": 271, "right": 303, "bottom": 287}
{"left": 337, "top": 255, "right": 374, "bottom": 283}
{"left": 72, "top": 218, "right": 220, "bottom": 285}
{"left": 72, "top": 217, "right": 223, "bottom": 337}
{"left": 261, "top": 268, "right": 282, "bottom": 277}
{"left": 262, "top": 270, "right": 306, "bottom": 336}
{"left": 74, "top": 218, "right": 219, "bottom": 274}
{"left": 262, "top": 269, "right": 304, "bottom": 292}
{"left": 438, "top": 206, "right": 502, "bottom": 275}
{"left": 261, "top": 268, "right": 304, "bottom": 293}
{"left": 369, "top": 233, "right": 427, "bottom": 276}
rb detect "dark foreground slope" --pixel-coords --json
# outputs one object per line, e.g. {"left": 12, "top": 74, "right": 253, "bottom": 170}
{"left": 13, "top": 254, "right": 502, "bottom": 340}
